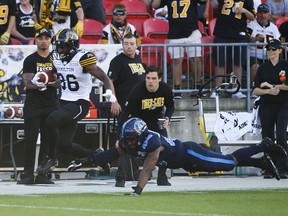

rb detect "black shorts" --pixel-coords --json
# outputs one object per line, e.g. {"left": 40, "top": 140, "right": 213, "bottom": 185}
{"left": 213, "top": 36, "right": 247, "bottom": 67}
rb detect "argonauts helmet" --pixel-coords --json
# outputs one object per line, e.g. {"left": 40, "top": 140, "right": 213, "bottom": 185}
{"left": 120, "top": 118, "right": 148, "bottom": 155}
{"left": 53, "top": 28, "right": 79, "bottom": 58}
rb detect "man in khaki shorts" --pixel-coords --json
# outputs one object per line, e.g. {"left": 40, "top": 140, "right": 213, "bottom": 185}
{"left": 152, "top": 0, "right": 206, "bottom": 99}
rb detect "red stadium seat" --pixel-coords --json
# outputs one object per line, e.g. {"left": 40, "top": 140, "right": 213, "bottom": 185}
{"left": 120, "top": 0, "right": 147, "bottom": 13}
{"left": 208, "top": 18, "right": 216, "bottom": 37}
{"left": 103, "top": 1, "right": 114, "bottom": 14}
{"left": 198, "top": 20, "right": 207, "bottom": 36}
{"left": 208, "top": 2, "right": 214, "bottom": 22}
{"left": 143, "top": 18, "right": 168, "bottom": 43}
{"left": 11, "top": 38, "right": 22, "bottom": 45}
{"left": 139, "top": 51, "right": 162, "bottom": 67}
{"left": 275, "top": 16, "right": 288, "bottom": 28}
{"left": 82, "top": 19, "right": 104, "bottom": 44}
{"left": 201, "top": 36, "right": 215, "bottom": 77}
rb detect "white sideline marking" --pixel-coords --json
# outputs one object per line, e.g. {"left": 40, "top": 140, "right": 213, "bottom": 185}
{"left": 0, "top": 204, "right": 228, "bottom": 216}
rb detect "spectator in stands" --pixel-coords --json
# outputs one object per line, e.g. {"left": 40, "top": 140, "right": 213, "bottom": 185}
{"left": 99, "top": 4, "right": 141, "bottom": 44}
{"left": 33, "top": 0, "right": 84, "bottom": 36}
{"left": 81, "top": 0, "right": 106, "bottom": 25}
{"left": 253, "top": 39, "right": 288, "bottom": 179}
{"left": 266, "top": 0, "right": 288, "bottom": 22}
{"left": 0, "top": 0, "right": 16, "bottom": 45}
{"left": 247, "top": 4, "right": 281, "bottom": 97}
{"left": 279, "top": 21, "right": 288, "bottom": 42}
{"left": 198, "top": 0, "right": 210, "bottom": 28}
{"left": 154, "top": 5, "right": 168, "bottom": 22}
{"left": 12, "top": 0, "right": 36, "bottom": 45}
{"left": 211, "top": 0, "right": 255, "bottom": 99}
{"left": 152, "top": 0, "right": 205, "bottom": 99}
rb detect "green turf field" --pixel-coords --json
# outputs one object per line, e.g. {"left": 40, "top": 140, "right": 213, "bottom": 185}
{"left": 0, "top": 189, "right": 287, "bottom": 216}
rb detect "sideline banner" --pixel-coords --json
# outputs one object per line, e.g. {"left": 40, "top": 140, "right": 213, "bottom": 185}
{"left": 0, "top": 44, "right": 122, "bottom": 102}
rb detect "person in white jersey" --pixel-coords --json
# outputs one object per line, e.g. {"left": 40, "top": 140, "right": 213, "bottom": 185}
{"left": 247, "top": 4, "right": 281, "bottom": 97}
{"left": 36, "top": 28, "right": 116, "bottom": 173}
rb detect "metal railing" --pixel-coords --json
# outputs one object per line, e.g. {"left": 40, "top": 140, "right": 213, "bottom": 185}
{"left": 139, "top": 42, "right": 288, "bottom": 111}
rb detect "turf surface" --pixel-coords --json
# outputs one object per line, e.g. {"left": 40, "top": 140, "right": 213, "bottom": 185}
{"left": 0, "top": 189, "right": 287, "bottom": 216}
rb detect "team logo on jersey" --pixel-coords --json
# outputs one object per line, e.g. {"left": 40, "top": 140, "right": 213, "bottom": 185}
{"left": 128, "top": 63, "right": 146, "bottom": 75}
{"left": 279, "top": 70, "right": 286, "bottom": 83}
{"left": 141, "top": 97, "right": 165, "bottom": 110}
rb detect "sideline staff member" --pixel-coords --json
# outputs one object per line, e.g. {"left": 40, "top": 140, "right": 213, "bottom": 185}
{"left": 18, "top": 27, "right": 60, "bottom": 185}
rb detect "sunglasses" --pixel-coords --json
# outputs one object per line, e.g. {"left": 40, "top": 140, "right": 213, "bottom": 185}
{"left": 267, "top": 48, "right": 278, "bottom": 51}
{"left": 113, "top": 10, "right": 126, "bottom": 16}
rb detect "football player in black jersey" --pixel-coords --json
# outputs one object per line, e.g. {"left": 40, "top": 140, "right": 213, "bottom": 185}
{"left": 18, "top": 27, "right": 61, "bottom": 185}
{"left": 152, "top": 0, "right": 207, "bottom": 99}
{"left": 36, "top": 28, "right": 116, "bottom": 174}
{"left": 0, "top": 0, "right": 17, "bottom": 45}
{"left": 68, "top": 117, "right": 287, "bottom": 195}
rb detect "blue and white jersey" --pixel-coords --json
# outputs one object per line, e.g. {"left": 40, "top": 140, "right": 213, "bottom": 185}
{"left": 122, "top": 130, "right": 187, "bottom": 169}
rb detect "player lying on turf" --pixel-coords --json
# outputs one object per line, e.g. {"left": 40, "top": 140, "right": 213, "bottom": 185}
{"left": 68, "top": 118, "right": 287, "bottom": 195}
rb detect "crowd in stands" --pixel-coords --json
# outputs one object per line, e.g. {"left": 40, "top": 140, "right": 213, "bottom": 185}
{"left": 3, "top": 0, "right": 288, "bottom": 99}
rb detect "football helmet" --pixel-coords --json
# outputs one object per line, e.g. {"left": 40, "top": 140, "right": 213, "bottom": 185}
{"left": 53, "top": 28, "right": 79, "bottom": 58}
{"left": 120, "top": 118, "right": 148, "bottom": 154}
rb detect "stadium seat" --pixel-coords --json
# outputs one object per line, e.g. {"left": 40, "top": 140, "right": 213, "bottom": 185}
{"left": 11, "top": 38, "right": 22, "bottom": 45}
{"left": 120, "top": 0, "right": 147, "bottom": 13}
{"left": 82, "top": 19, "right": 104, "bottom": 44}
{"left": 139, "top": 51, "right": 162, "bottom": 67}
{"left": 198, "top": 20, "right": 207, "bottom": 36}
{"left": 119, "top": 0, "right": 151, "bottom": 36}
{"left": 207, "top": 2, "right": 214, "bottom": 22}
{"left": 143, "top": 18, "right": 168, "bottom": 43}
{"left": 275, "top": 16, "right": 288, "bottom": 28}
{"left": 103, "top": 1, "right": 114, "bottom": 14}
{"left": 201, "top": 36, "right": 215, "bottom": 77}
{"left": 80, "top": 38, "right": 97, "bottom": 44}
{"left": 208, "top": 18, "right": 216, "bottom": 37}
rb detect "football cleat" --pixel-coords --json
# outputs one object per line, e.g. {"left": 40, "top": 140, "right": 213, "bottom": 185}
{"left": 67, "top": 160, "right": 83, "bottom": 172}
{"left": 260, "top": 137, "right": 287, "bottom": 158}
{"left": 261, "top": 155, "right": 280, "bottom": 181}
{"left": 36, "top": 158, "right": 58, "bottom": 173}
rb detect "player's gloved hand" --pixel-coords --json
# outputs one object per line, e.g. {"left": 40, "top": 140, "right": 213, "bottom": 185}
{"left": 103, "top": 89, "right": 117, "bottom": 103}
{"left": 74, "top": 20, "right": 83, "bottom": 37}
{"left": 31, "top": 73, "right": 46, "bottom": 88}
{"left": 34, "top": 23, "right": 43, "bottom": 30}
{"left": 0, "top": 32, "right": 10, "bottom": 45}
{"left": 130, "top": 185, "right": 142, "bottom": 196}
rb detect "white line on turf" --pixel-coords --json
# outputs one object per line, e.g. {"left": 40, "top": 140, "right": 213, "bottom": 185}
{"left": 0, "top": 204, "right": 228, "bottom": 216}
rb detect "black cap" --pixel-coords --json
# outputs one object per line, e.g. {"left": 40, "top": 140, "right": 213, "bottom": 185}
{"left": 257, "top": 4, "right": 269, "bottom": 13}
{"left": 35, "top": 27, "right": 52, "bottom": 38}
{"left": 265, "top": 39, "right": 282, "bottom": 49}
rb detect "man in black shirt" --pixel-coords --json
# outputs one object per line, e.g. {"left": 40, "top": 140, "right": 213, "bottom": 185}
{"left": 118, "top": 65, "right": 175, "bottom": 186}
{"left": 107, "top": 33, "right": 146, "bottom": 187}
{"left": 17, "top": 27, "right": 61, "bottom": 184}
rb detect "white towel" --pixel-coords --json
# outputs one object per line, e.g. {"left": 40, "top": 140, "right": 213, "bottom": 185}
{"left": 214, "top": 111, "right": 253, "bottom": 141}
{"left": 251, "top": 97, "right": 261, "bottom": 135}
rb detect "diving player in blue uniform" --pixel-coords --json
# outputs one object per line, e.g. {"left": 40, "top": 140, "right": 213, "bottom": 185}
{"left": 68, "top": 117, "right": 287, "bottom": 195}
